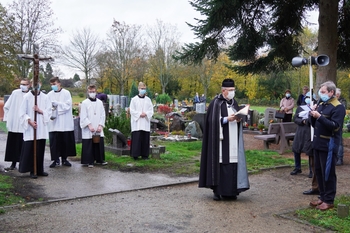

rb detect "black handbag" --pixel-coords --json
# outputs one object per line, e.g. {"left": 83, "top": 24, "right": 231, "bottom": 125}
{"left": 275, "top": 110, "right": 285, "bottom": 119}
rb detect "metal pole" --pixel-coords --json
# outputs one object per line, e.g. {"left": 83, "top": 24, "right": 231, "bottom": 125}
{"left": 309, "top": 56, "right": 314, "bottom": 140}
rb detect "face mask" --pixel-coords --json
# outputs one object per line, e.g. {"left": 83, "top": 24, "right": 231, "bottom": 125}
{"left": 20, "top": 85, "right": 28, "bottom": 92}
{"left": 305, "top": 98, "right": 310, "bottom": 105}
{"left": 37, "top": 84, "right": 41, "bottom": 91}
{"left": 226, "top": 90, "right": 235, "bottom": 100}
{"left": 286, "top": 93, "right": 291, "bottom": 98}
{"left": 88, "top": 92, "right": 96, "bottom": 99}
{"left": 51, "top": 85, "right": 59, "bottom": 92}
{"left": 318, "top": 90, "right": 330, "bottom": 102}
{"left": 139, "top": 89, "right": 146, "bottom": 95}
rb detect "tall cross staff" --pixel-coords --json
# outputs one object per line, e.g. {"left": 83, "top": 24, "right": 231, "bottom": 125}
{"left": 18, "top": 47, "right": 53, "bottom": 177}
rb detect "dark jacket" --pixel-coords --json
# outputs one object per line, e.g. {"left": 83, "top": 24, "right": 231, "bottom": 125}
{"left": 311, "top": 97, "right": 346, "bottom": 152}
{"left": 292, "top": 105, "right": 313, "bottom": 155}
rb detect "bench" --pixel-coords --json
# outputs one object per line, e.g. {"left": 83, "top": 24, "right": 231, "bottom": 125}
{"left": 254, "top": 123, "right": 281, "bottom": 149}
{"left": 253, "top": 122, "right": 297, "bottom": 154}
{"left": 278, "top": 122, "right": 297, "bottom": 154}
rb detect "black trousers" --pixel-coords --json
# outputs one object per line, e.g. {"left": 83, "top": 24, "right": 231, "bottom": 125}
{"left": 314, "top": 149, "right": 337, "bottom": 204}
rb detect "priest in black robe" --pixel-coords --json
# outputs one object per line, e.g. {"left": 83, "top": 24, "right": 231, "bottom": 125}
{"left": 199, "top": 79, "right": 250, "bottom": 200}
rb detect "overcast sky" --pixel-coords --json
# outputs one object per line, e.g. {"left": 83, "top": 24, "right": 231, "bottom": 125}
{"left": 2, "top": 0, "right": 319, "bottom": 78}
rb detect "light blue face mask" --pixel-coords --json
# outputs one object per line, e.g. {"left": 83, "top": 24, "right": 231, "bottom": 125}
{"left": 51, "top": 85, "right": 59, "bottom": 92}
{"left": 318, "top": 90, "right": 330, "bottom": 102}
{"left": 139, "top": 89, "right": 146, "bottom": 95}
{"left": 305, "top": 98, "right": 311, "bottom": 104}
{"left": 286, "top": 93, "right": 291, "bottom": 98}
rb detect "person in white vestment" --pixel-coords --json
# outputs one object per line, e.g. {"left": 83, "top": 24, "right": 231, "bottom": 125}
{"left": 19, "top": 81, "right": 52, "bottom": 178}
{"left": 3, "top": 78, "right": 31, "bottom": 170}
{"left": 47, "top": 77, "right": 76, "bottom": 168}
{"left": 129, "top": 82, "right": 154, "bottom": 160}
{"left": 80, "top": 84, "right": 107, "bottom": 168}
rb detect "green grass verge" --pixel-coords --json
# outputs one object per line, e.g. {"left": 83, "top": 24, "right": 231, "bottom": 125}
{"left": 74, "top": 141, "right": 303, "bottom": 176}
{"left": 0, "top": 175, "right": 24, "bottom": 213}
{"left": 295, "top": 195, "right": 350, "bottom": 232}
{"left": 0, "top": 121, "right": 7, "bottom": 133}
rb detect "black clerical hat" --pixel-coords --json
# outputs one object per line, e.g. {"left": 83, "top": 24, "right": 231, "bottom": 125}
{"left": 222, "top": 79, "right": 235, "bottom": 87}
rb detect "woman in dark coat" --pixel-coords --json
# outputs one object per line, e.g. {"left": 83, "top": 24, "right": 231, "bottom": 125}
{"left": 291, "top": 94, "right": 313, "bottom": 176}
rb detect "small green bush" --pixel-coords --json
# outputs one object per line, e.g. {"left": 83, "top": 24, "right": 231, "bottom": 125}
{"left": 104, "top": 110, "right": 131, "bottom": 144}
{"left": 156, "top": 93, "right": 172, "bottom": 104}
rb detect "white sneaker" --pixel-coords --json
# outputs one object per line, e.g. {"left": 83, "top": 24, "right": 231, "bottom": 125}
{"left": 88, "top": 164, "right": 94, "bottom": 168}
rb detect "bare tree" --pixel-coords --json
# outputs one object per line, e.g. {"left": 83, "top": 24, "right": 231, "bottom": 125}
{"left": 7, "top": 0, "right": 61, "bottom": 77}
{"left": 61, "top": 28, "right": 100, "bottom": 86}
{"left": 103, "top": 20, "right": 146, "bottom": 95}
{"left": 147, "top": 19, "right": 181, "bottom": 94}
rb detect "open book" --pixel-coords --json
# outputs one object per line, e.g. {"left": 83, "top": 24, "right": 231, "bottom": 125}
{"left": 234, "top": 104, "right": 250, "bottom": 119}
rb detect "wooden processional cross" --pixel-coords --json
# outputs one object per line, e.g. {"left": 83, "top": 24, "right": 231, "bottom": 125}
{"left": 18, "top": 48, "right": 53, "bottom": 177}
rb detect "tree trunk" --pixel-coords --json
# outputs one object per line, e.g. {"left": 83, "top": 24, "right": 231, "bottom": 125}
{"left": 316, "top": 0, "right": 338, "bottom": 90}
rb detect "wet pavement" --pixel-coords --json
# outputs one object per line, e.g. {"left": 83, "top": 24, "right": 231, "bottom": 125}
{"left": 0, "top": 132, "right": 197, "bottom": 201}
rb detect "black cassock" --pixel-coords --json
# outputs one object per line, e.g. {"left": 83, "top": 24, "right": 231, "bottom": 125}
{"left": 199, "top": 94, "right": 249, "bottom": 196}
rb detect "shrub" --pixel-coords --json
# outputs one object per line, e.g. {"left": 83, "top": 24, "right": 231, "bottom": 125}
{"left": 156, "top": 93, "right": 172, "bottom": 104}
{"left": 157, "top": 105, "right": 172, "bottom": 115}
{"left": 104, "top": 110, "right": 131, "bottom": 144}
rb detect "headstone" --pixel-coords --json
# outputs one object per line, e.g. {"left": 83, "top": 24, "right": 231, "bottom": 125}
{"left": 195, "top": 102, "right": 206, "bottom": 113}
{"left": 120, "top": 95, "right": 127, "bottom": 109}
{"left": 192, "top": 113, "right": 206, "bottom": 133}
{"left": 264, "top": 108, "right": 276, "bottom": 127}
{"left": 185, "top": 121, "right": 203, "bottom": 138}
{"left": 73, "top": 117, "right": 82, "bottom": 143}
{"left": 174, "top": 99, "right": 178, "bottom": 108}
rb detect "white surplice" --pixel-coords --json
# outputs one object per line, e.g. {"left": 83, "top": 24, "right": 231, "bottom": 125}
{"left": 19, "top": 91, "right": 52, "bottom": 141}
{"left": 129, "top": 95, "right": 154, "bottom": 132}
{"left": 3, "top": 89, "right": 27, "bottom": 133}
{"left": 47, "top": 88, "right": 74, "bottom": 131}
{"left": 79, "top": 98, "right": 105, "bottom": 139}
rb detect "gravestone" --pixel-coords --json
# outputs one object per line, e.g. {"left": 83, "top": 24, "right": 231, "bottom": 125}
{"left": 264, "top": 108, "right": 276, "bottom": 127}
{"left": 195, "top": 102, "right": 206, "bottom": 113}
{"left": 185, "top": 121, "right": 203, "bottom": 138}
{"left": 73, "top": 117, "right": 82, "bottom": 143}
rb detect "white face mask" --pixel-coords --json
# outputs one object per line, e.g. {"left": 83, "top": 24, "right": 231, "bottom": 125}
{"left": 20, "top": 85, "right": 28, "bottom": 92}
{"left": 226, "top": 90, "right": 235, "bottom": 100}
{"left": 88, "top": 92, "right": 96, "bottom": 99}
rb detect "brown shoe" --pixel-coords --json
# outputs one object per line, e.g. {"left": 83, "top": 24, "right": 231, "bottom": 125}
{"left": 316, "top": 202, "right": 334, "bottom": 211}
{"left": 309, "top": 199, "right": 323, "bottom": 207}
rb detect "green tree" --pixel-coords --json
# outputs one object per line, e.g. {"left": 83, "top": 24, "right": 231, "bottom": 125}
{"left": 73, "top": 73, "right": 80, "bottom": 82}
{"left": 175, "top": 0, "right": 347, "bottom": 86}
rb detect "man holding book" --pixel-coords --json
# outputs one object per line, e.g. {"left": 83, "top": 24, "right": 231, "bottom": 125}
{"left": 199, "top": 78, "right": 250, "bottom": 201}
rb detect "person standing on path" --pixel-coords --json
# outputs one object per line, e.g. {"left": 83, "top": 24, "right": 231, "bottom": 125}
{"left": 47, "top": 77, "right": 76, "bottom": 168}
{"left": 335, "top": 88, "right": 347, "bottom": 166}
{"left": 199, "top": 78, "right": 249, "bottom": 201}
{"left": 3, "top": 78, "right": 31, "bottom": 170}
{"left": 18, "top": 80, "right": 52, "bottom": 178}
{"left": 309, "top": 81, "right": 345, "bottom": 211}
{"left": 129, "top": 82, "right": 154, "bottom": 160}
{"left": 80, "top": 84, "right": 107, "bottom": 168}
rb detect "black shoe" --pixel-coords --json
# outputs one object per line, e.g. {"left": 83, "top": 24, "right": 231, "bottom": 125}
{"left": 49, "top": 161, "right": 57, "bottom": 168}
{"left": 290, "top": 168, "right": 302, "bottom": 175}
{"left": 213, "top": 193, "right": 221, "bottom": 201}
{"left": 308, "top": 172, "right": 313, "bottom": 178}
{"left": 142, "top": 157, "right": 149, "bottom": 160}
{"left": 37, "top": 172, "right": 49, "bottom": 176}
{"left": 303, "top": 189, "right": 320, "bottom": 195}
{"left": 336, "top": 159, "right": 343, "bottom": 166}
{"left": 30, "top": 172, "right": 37, "bottom": 179}
{"left": 62, "top": 160, "right": 72, "bottom": 167}
{"left": 133, "top": 157, "right": 139, "bottom": 160}
{"left": 49, "top": 159, "right": 60, "bottom": 168}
